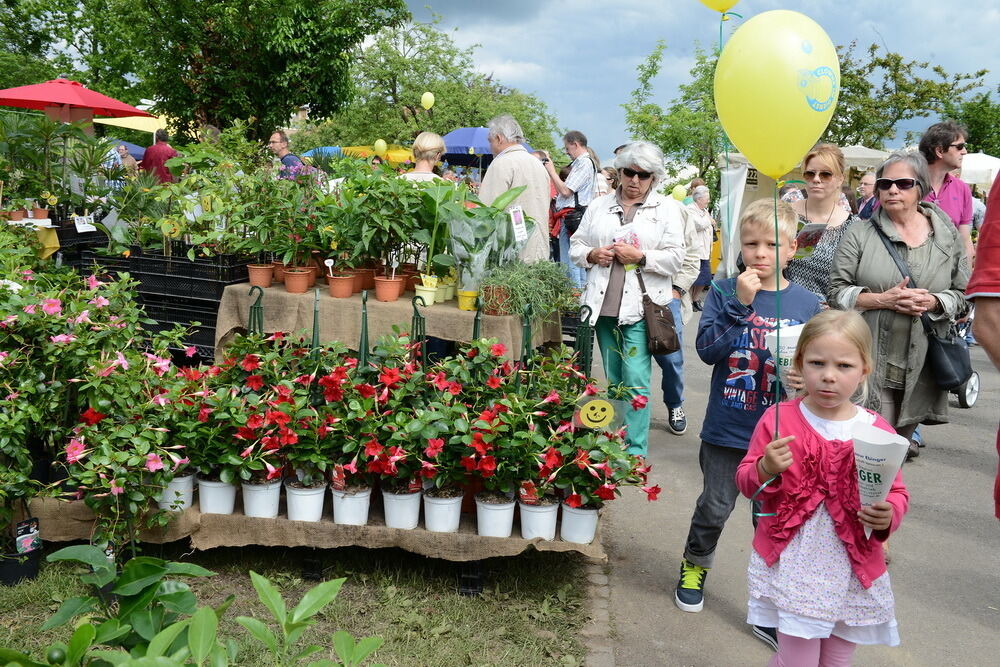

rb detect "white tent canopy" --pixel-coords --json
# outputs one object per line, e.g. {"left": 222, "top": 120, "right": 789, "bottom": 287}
{"left": 960, "top": 152, "right": 1000, "bottom": 189}
{"left": 723, "top": 144, "right": 889, "bottom": 172}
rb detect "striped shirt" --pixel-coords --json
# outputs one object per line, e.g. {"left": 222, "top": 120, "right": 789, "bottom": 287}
{"left": 555, "top": 154, "right": 597, "bottom": 209}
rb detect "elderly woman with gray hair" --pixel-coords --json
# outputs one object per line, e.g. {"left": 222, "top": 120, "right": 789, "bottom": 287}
{"left": 569, "top": 141, "right": 686, "bottom": 456}
{"left": 829, "top": 150, "right": 970, "bottom": 458}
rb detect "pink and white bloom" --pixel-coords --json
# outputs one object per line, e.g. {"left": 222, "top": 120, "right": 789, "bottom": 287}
{"left": 0, "top": 314, "right": 17, "bottom": 328}
{"left": 110, "top": 481, "right": 124, "bottom": 495}
{"left": 22, "top": 304, "right": 36, "bottom": 314}
{"left": 144, "top": 353, "right": 172, "bottom": 376}
{"left": 88, "top": 295, "right": 110, "bottom": 308}
{"left": 151, "top": 393, "right": 170, "bottom": 406}
{"left": 85, "top": 274, "right": 103, "bottom": 290}
{"left": 184, "top": 346, "right": 197, "bottom": 358}
{"left": 115, "top": 351, "right": 129, "bottom": 370}
{"left": 41, "top": 299, "right": 62, "bottom": 316}
{"left": 69, "top": 310, "right": 92, "bottom": 325}
{"left": 50, "top": 334, "right": 77, "bottom": 344}
{"left": 65, "top": 438, "right": 86, "bottom": 463}
{"left": 145, "top": 453, "right": 165, "bottom": 472}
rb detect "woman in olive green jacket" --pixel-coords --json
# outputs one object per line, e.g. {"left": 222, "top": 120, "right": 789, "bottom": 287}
{"left": 829, "top": 151, "right": 970, "bottom": 444}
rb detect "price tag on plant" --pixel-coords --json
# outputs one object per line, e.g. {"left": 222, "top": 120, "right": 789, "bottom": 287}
{"left": 407, "top": 478, "right": 423, "bottom": 493}
{"left": 74, "top": 215, "right": 97, "bottom": 233}
{"left": 330, "top": 464, "right": 346, "bottom": 491}
{"left": 519, "top": 480, "right": 539, "bottom": 505}
{"left": 508, "top": 206, "right": 528, "bottom": 243}
{"left": 14, "top": 518, "right": 40, "bottom": 554}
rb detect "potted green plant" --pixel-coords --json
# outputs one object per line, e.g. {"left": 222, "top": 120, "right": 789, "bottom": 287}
{"left": 479, "top": 261, "right": 577, "bottom": 318}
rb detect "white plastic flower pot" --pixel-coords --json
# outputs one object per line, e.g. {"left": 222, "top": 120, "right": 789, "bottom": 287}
{"left": 560, "top": 503, "right": 599, "bottom": 544}
{"left": 285, "top": 481, "right": 327, "bottom": 522}
{"left": 197, "top": 478, "right": 237, "bottom": 515}
{"left": 158, "top": 473, "right": 195, "bottom": 511}
{"left": 241, "top": 480, "right": 282, "bottom": 518}
{"left": 331, "top": 488, "right": 371, "bottom": 526}
{"left": 519, "top": 501, "right": 559, "bottom": 540}
{"left": 423, "top": 494, "right": 463, "bottom": 533}
{"left": 476, "top": 497, "right": 516, "bottom": 537}
{"left": 382, "top": 489, "right": 422, "bottom": 530}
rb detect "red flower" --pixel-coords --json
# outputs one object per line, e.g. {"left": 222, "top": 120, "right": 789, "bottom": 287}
{"left": 467, "top": 347, "right": 478, "bottom": 359}
{"left": 265, "top": 461, "right": 282, "bottom": 480}
{"left": 476, "top": 409, "right": 496, "bottom": 425}
{"left": 477, "top": 455, "right": 497, "bottom": 477}
{"left": 419, "top": 460, "right": 438, "bottom": 479}
{"left": 595, "top": 483, "right": 617, "bottom": 501}
{"left": 262, "top": 436, "right": 282, "bottom": 451}
{"left": 236, "top": 427, "right": 256, "bottom": 440}
{"left": 379, "top": 367, "right": 402, "bottom": 388}
{"left": 573, "top": 449, "right": 591, "bottom": 469}
{"left": 642, "top": 484, "right": 662, "bottom": 501}
{"left": 355, "top": 383, "right": 376, "bottom": 399}
{"left": 197, "top": 406, "right": 213, "bottom": 422}
{"left": 240, "top": 354, "right": 261, "bottom": 371}
{"left": 245, "top": 375, "right": 264, "bottom": 391}
{"left": 424, "top": 438, "right": 444, "bottom": 457}
{"left": 630, "top": 395, "right": 648, "bottom": 411}
{"left": 279, "top": 427, "right": 298, "bottom": 445}
{"left": 584, "top": 383, "right": 600, "bottom": 396}
{"left": 486, "top": 376, "right": 502, "bottom": 389}
{"left": 179, "top": 367, "right": 203, "bottom": 381}
{"left": 431, "top": 371, "right": 449, "bottom": 391}
{"left": 565, "top": 493, "right": 583, "bottom": 508}
{"left": 543, "top": 447, "right": 563, "bottom": 469}
{"left": 80, "top": 407, "right": 106, "bottom": 425}
{"left": 364, "top": 438, "right": 383, "bottom": 457}
{"left": 447, "top": 381, "right": 462, "bottom": 395}
{"left": 490, "top": 343, "right": 507, "bottom": 357}
{"left": 247, "top": 414, "right": 265, "bottom": 429}
{"left": 265, "top": 410, "right": 291, "bottom": 426}
{"left": 460, "top": 455, "right": 478, "bottom": 472}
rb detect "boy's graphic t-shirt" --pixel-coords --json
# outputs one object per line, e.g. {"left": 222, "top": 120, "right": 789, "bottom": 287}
{"left": 696, "top": 278, "right": 822, "bottom": 450}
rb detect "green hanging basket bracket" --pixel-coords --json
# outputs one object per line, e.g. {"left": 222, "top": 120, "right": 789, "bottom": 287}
{"left": 575, "top": 305, "right": 594, "bottom": 377}
{"left": 358, "top": 289, "right": 370, "bottom": 368}
{"left": 520, "top": 302, "right": 533, "bottom": 365}
{"left": 310, "top": 288, "right": 321, "bottom": 361}
{"left": 410, "top": 295, "right": 428, "bottom": 366}
{"left": 472, "top": 295, "right": 483, "bottom": 341}
{"left": 248, "top": 286, "right": 264, "bottom": 335}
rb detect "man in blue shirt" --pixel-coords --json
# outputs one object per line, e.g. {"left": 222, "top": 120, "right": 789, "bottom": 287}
{"left": 268, "top": 130, "right": 303, "bottom": 178}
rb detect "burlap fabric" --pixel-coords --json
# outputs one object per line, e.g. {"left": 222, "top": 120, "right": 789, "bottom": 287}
{"left": 27, "top": 497, "right": 606, "bottom": 562}
{"left": 214, "top": 285, "right": 563, "bottom": 361}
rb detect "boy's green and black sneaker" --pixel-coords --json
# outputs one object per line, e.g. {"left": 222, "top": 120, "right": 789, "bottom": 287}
{"left": 674, "top": 559, "right": 708, "bottom": 612}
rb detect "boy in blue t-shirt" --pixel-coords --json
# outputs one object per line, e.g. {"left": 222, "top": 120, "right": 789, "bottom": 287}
{"left": 674, "top": 199, "right": 822, "bottom": 630}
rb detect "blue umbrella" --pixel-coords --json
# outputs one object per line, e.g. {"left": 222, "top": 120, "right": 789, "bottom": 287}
{"left": 302, "top": 146, "right": 344, "bottom": 158}
{"left": 108, "top": 139, "right": 145, "bottom": 161}
{"left": 442, "top": 127, "right": 533, "bottom": 168}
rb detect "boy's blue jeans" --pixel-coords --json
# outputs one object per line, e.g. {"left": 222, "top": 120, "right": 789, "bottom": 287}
{"left": 683, "top": 441, "right": 747, "bottom": 569}
{"left": 652, "top": 299, "right": 685, "bottom": 409}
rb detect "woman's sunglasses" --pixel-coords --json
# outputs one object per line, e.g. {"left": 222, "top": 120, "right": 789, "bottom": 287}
{"left": 621, "top": 167, "right": 652, "bottom": 180}
{"left": 803, "top": 170, "right": 834, "bottom": 182}
{"left": 875, "top": 178, "right": 917, "bottom": 191}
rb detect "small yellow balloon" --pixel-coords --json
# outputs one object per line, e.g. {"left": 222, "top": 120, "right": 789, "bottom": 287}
{"left": 421, "top": 91, "right": 435, "bottom": 110}
{"left": 671, "top": 185, "right": 687, "bottom": 201}
{"left": 699, "top": 0, "right": 739, "bottom": 11}
{"left": 714, "top": 10, "right": 839, "bottom": 180}
{"left": 373, "top": 139, "right": 388, "bottom": 157}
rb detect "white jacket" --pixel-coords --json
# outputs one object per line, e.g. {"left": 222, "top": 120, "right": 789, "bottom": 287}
{"left": 569, "top": 191, "right": 686, "bottom": 326}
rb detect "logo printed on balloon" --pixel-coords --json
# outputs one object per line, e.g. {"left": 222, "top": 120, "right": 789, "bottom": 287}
{"left": 799, "top": 66, "right": 837, "bottom": 112}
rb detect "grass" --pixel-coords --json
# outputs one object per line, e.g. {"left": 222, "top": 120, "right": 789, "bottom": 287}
{"left": 0, "top": 543, "right": 589, "bottom": 666}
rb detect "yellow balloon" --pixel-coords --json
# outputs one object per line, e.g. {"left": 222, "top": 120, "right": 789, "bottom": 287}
{"left": 714, "top": 10, "right": 839, "bottom": 180}
{"left": 699, "top": 0, "right": 739, "bottom": 12}
{"left": 373, "top": 139, "right": 388, "bottom": 157}
{"left": 671, "top": 184, "right": 687, "bottom": 201}
{"left": 421, "top": 91, "right": 435, "bottom": 110}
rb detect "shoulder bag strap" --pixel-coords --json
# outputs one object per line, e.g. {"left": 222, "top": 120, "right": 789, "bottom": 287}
{"left": 635, "top": 266, "right": 650, "bottom": 298}
{"left": 870, "top": 220, "right": 934, "bottom": 334}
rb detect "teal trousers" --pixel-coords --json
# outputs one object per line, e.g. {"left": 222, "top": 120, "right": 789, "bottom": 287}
{"left": 594, "top": 316, "right": 651, "bottom": 456}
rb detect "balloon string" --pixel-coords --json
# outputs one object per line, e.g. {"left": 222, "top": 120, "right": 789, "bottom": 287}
{"left": 717, "top": 11, "right": 742, "bottom": 280}
{"left": 773, "top": 187, "right": 781, "bottom": 438}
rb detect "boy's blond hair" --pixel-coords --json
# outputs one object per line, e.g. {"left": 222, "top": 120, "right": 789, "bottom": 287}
{"left": 792, "top": 309, "right": 873, "bottom": 403}
{"left": 739, "top": 198, "right": 798, "bottom": 243}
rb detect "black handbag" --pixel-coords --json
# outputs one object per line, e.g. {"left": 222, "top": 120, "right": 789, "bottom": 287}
{"left": 635, "top": 268, "right": 680, "bottom": 355}
{"left": 871, "top": 221, "right": 972, "bottom": 390}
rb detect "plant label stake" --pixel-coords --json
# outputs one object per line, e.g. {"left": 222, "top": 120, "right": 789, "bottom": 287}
{"left": 508, "top": 206, "right": 528, "bottom": 244}
{"left": 389, "top": 253, "right": 399, "bottom": 280}
{"left": 323, "top": 258, "right": 334, "bottom": 278}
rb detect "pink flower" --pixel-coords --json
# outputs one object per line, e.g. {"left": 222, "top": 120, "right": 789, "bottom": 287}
{"left": 642, "top": 484, "right": 662, "bottom": 501}
{"left": 490, "top": 343, "right": 507, "bottom": 357}
{"left": 584, "top": 384, "right": 600, "bottom": 396}
{"left": 145, "top": 453, "right": 165, "bottom": 472}
{"left": 0, "top": 351, "right": 9, "bottom": 366}
{"left": 184, "top": 346, "right": 197, "bottom": 358}
{"left": 85, "top": 274, "right": 102, "bottom": 290}
{"left": 111, "top": 481, "right": 124, "bottom": 495}
{"left": 22, "top": 304, "right": 36, "bottom": 314}
{"left": 171, "top": 457, "right": 190, "bottom": 470}
{"left": 265, "top": 461, "right": 282, "bottom": 480}
{"left": 115, "top": 352, "right": 129, "bottom": 370}
{"left": 96, "top": 364, "right": 116, "bottom": 377}
{"left": 65, "top": 438, "right": 86, "bottom": 463}
{"left": 21, "top": 269, "right": 34, "bottom": 281}
{"left": 240, "top": 445, "right": 254, "bottom": 458}
{"left": 50, "top": 334, "right": 76, "bottom": 344}
{"left": 540, "top": 390, "right": 561, "bottom": 405}
{"left": 0, "top": 314, "right": 17, "bottom": 328}
{"left": 144, "top": 353, "right": 171, "bottom": 376}
{"left": 41, "top": 299, "right": 62, "bottom": 316}
{"left": 88, "top": 295, "right": 110, "bottom": 308}
{"left": 630, "top": 395, "right": 648, "bottom": 411}
{"left": 70, "top": 310, "right": 91, "bottom": 325}
{"left": 152, "top": 393, "right": 170, "bottom": 406}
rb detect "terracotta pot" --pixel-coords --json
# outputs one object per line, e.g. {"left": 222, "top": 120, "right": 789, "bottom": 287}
{"left": 481, "top": 285, "right": 512, "bottom": 316}
{"left": 272, "top": 261, "right": 286, "bottom": 283}
{"left": 351, "top": 271, "right": 363, "bottom": 293}
{"left": 400, "top": 262, "right": 418, "bottom": 273}
{"left": 3, "top": 210, "right": 25, "bottom": 221}
{"left": 355, "top": 268, "right": 376, "bottom": 290}
{"left": 373, "top": 276, "right": 405, "bottom": 302}
{"left": 31, "top": 207, "right": 49, "bottom": 220}
{"left": 284, "top": 269, "right": 310, "bottom": 294}
{"left": 328, "top": 274, "right": 354, "bottom": 298}
{"left": 247, "top": 264, "right": 274, "bottom": 288}
{"left": 400, "top": 272, "right": 417, "bottom": 292}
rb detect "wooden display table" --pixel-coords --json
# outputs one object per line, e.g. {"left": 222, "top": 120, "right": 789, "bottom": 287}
{"left": 213, "top": 284, "right": 563, "bottom": 360}
{"left": 28, "top": 497, "right": 605, "bottom": 562}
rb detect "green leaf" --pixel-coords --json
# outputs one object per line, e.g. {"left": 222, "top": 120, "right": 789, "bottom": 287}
{"left": 0, "top": 648, "right": 45, "bottom": 666}
{"left": 236, "top": 616, "right": 279, "bottom": 656}
{"left": 116, "top": 583, "right": 160, "bottom": 619}
{"left": 41, "top": 596, "right": 97, "bottom": 631}
{"left": 490, "top": 185, "right": 527, "bottom": 211}
{"left": 290, "top": 577, "right": 345, "bottom": 624}
{"left": 146, "top": 619, "right": 189, "bottom": 658}
{"left": 164, "top": 562, "right": 216, "bottom": 578}
{"left": 332, "top": 630, "right": 355, "bottom": 664}
{"left": 188, "top": 607, "right": 219, "bottom": 663}
{"left": 248, "top": 571, "right": 287, "bottom": 625}
{"left": 113, "top": 559, "right": 169, "bottom": 596}
{"left": 353, "top": 636, "right": 384, "bottom": 663}
{"left": 93, "top": 618, "right": 131, "bottom": 645}
{"left": 66, "top": 623, "right": 97, "bottom": 664}
{"left": 47, "top": 544, "right": 113, "bottom": 571}
{"left": 431, "top": 253, "right": 455, "bottom": 266}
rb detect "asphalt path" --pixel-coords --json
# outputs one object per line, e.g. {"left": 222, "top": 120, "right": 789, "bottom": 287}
{"left": 596, "top": 314, "right": 999, "bottom": 666}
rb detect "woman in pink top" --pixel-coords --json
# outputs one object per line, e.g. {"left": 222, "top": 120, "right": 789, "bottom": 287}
{"left": 736, "top": 310, "right": 909, "bottom": 666}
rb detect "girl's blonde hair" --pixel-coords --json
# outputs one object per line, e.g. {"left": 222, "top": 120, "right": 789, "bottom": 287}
{"left": 412, "top": 132, "right": 446, "bottom": 162}
{"left": 739, "top": 198, "right": 798, "bottom": 243}
{"left": 792, "top": 310, "right": 873, "bottom": 403}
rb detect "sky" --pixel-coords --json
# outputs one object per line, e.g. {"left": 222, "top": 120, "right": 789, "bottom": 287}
{"left": 406, "top": 0, "right": 1000, "bottom": 162}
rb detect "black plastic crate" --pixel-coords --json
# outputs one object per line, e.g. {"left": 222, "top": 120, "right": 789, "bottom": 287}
{"left": 79, "top": 250, "right": 133, "bottom": 274}
{"left": 139, "top": 294, "right": 219, "bottom": 328}
{"left": 132, "top": 270, "right": 246, "bottom": 301}
{"left": 132, "top": 253, "right": 251, "bottom": 282}
{"left": 54, "top": 220, "right": 109, "bottom": 249}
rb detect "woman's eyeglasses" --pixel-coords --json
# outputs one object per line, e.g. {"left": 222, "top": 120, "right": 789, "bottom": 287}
{"left": 875, "top": 177, "right": 917, "bottom": 191}
{"left": 803, "top": 170, "right": 834, "bottom": 182}
{"left": 621, "top": 167, "right": 652, "bottom": 180}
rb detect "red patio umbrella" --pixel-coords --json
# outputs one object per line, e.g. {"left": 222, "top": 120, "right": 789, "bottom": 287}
{"left": 0, "top": 78, "right": 153, "bottom": 118}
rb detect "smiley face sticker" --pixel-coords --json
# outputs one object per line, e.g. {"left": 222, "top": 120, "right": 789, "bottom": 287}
{"left": 574, "top": 396, "right": 626, "bottom": 431}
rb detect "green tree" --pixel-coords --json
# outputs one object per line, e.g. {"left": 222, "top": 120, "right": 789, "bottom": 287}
{"left": 943, "top": 89, "right": 1000, "bottom": 157}
{"left": 823, "top": 42, "right": 987, "bottom": 148}
{"left": 0, "top": 52, "right": 57, "bottom": 90}
{"left": 293, "top": 18, "right": 559, "bottom": 154}
{"left": 622, "top": 41, "right": 722, "bottom": 190}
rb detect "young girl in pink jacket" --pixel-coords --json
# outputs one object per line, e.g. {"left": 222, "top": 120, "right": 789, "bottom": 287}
{"left": 736, "top": 309, "right": 908, "bottom": 666}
